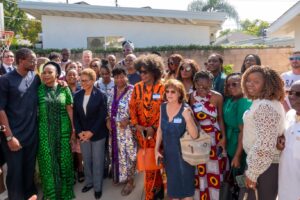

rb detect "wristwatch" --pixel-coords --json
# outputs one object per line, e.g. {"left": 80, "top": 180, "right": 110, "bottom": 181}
{"left": 6, "top": 135, "right": 13, "bottom": 142}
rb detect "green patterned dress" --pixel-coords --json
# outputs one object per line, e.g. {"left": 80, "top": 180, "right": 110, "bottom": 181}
{"left": 37, "top": 84, "right": 75, "bottom": 200}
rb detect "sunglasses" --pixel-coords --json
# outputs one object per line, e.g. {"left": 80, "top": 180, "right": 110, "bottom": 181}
{"left": 288, "top": 91, "right": 300, "bottom": 97}
{"left": 180, "top": 66, "right": 192, "bottom": 72}
{"left": 91, "top": 64, "right": 99, "bottom": 68}
{"left": 140, "top": 70, "right": 148, "bottom": 74}
{"left": 226, "top": 82, "right": 240, "bottom": 88}
{"left": 289, "top": 56, "right": 300, "bottom": 61}
{"left": 165, "top": 90, "right": 176, "bottom": 94}
{"left": 168, "top": 61, "right": 174, "bottom": 65}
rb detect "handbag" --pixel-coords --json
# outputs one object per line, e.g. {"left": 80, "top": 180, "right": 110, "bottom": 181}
{"left": 180, "top": 128, "right": 211, "bottom": 166}
{"left": 136, "top": 147, "right": 163, "bottom": 171}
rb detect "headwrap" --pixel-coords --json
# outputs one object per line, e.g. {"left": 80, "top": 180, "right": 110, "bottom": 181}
{"left": 43, "top": 61, "right": 62, "bottom": 78}
{"left": 122, "top": 40, "right": 134, "bottom": 51}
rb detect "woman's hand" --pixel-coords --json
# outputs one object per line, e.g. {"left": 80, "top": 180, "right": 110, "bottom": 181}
{"left": 217, "top": 137, "right": 226, "bottom": 153}
{"left": 82, "top": 131, "right": 93, "bottom": 141}
{"left": 145, "top": 126, "right": 155, "bottom": 139}
{"left": 120, "top": 118, "right": 129, "bottom": 129}
{"left": 231, "top": 155, "right": 241, "bottom": 168}
{"left": 106, "top": 119, "right": 112, "bottom": 133}
{"left": 245, "top": 176, "right": 256, "bottom": 190}
{"left": 70, "top": 132, "right": 76, "bottom": 143}
{"left": 276, "top": 134, "right": 285, "bottom": 150}
{"left": 155, "top": 149, "right": 163, "bottom": 165}
{"left": 135, "top": 125, "right": 145, "bottom": 134}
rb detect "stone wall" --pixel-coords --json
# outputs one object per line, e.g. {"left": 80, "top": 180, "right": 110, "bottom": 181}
{"left": 69, "top": 47, "right": 294, "bottom": 74}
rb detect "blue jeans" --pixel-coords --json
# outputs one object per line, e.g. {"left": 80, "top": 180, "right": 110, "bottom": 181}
{"left": 80, "top": 138, "right": 106, "bottom": 192}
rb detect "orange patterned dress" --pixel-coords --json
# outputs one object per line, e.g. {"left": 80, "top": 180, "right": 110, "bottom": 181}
{"left": 129, "top": 81, "right": 165, "bottom": 200}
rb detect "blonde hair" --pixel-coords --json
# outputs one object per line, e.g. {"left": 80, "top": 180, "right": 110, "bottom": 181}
{"left": 80, "top": 68, "right": 96, "bottom": 82}
{"left": 163, "top": 79, "right": 187, "bottom": 103}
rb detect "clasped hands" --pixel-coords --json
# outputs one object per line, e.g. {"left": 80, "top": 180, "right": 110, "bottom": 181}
{"left": 78, "top": 131, "right": 93, "bottom": 142}
{"left": 135, "top": 125, "right": 155, "bottom": 139}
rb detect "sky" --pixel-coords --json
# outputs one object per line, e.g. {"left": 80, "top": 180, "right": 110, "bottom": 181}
{"left": 29, "top": 0, "right": 299, "bottom": 29}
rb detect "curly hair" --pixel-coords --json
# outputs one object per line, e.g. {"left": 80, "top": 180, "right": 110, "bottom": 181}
{"left": 241, "top": 54, "right": 261, "bottom": 74}
{"left": 176, "top": 59, "right": 200, "bottom": 82}
{"left": 163, "top": 79, "right": 187, "bottom": 103}
{"left": 241, "top": 65, "right": 285, "bottom": 101}
{"left": 224, "top": 72, "right": 242, "bottom": 97}
{"left": 193, "top": 70, "right": 214, "bottom": 83}
{"left": 134, "top": 54, "right": 164, "bottom": 83}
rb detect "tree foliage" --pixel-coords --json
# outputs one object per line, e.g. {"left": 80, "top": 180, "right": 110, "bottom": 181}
{"left": 1, "top": 0, "right": 41, "bottom": 44}
{"left": 188, "top": 0, "right": 239, "bottom": 23}
{"left": 240, "top": 19, "right": 269, "bottom": 37}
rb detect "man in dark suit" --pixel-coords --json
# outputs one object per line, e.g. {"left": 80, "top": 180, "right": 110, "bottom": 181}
{"left": 0, "top": 50, "right": 15, "bottom": 76}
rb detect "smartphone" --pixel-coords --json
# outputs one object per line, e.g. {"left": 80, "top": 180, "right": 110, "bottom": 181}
{"left": 217, "top": 146, "right": 223, "bottom": 158}
{"left": 235, "top": 174, "right": 246, "bottom": 188}
{"left": 143, "top": 130, "right": 147, "bottom": 138}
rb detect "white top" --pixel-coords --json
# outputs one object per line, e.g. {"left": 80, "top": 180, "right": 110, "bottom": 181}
{"left": 94, "top": 78, "right": 115, "bottom": 96}
{"left": 83, "top": 95, "right": 90, "bottom": 115}
{"left": 278, "top": 109, "right": 300, "bottom": 200}
{"left": 281, "top": 70, "right": 300, "bottom": 91}
{"left": 243, "top": 99, "right": 285, "bottom": 182}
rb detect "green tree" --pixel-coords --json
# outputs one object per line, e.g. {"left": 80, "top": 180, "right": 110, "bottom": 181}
{"left": 1, "top": 0, "right": 41, "bottom": 44}
{"left": 23, "top": 20, "right": 42, "bottom": 44}
{"left": 188, "top": 0, "right": 239, "bottom": 23}
{"left": 240, "top": 19, "right": 269, "bottom": 37}
{"left": 1, "top": 0, "right": 27, "bottom": 34}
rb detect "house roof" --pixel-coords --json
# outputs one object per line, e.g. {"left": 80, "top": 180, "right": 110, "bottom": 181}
{"left": 18, "top": 1, "right": 226, "bottom": 32}
{"left": 214, "top": 32, "right": 257, "bottom": 45}
{"left": 268, "top": 1, "right": 300, "bottom": 36}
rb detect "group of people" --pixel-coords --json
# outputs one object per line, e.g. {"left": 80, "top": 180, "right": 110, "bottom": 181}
{"left": 0, "top": 41, "right": 300, "bottom": 200}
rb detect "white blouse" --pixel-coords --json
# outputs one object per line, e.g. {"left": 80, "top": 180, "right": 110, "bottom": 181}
{"left": 83, "top": 95, "right": 90, "bottom": 115}
{"left": 278, "top": 109, "right": 300, "bottom": 200}
{"left": 243, "top": 99, "right": 285, "bottom": 182}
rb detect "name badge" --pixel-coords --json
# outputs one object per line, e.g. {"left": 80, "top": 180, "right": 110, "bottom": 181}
{"left": 153, "top": 93, "right": 160, "bottom": 100}
{"left": 173, "top": 118, "right": 182, "bottom": 124}
{"left": 193, "top": 103, "right": 202, "bottom": 113}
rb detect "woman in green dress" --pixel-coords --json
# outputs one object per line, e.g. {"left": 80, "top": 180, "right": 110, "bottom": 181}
{"left": 38, "top": 61, "right": 75, "bottom": 200}
{"left": 223, "top": 73, "right": 252, "bottom": 174}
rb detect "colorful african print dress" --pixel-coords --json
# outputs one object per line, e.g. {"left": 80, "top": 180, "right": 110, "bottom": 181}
{"left": 107, "top": 85, "right": 137, "bottom": 183}
{"left": 191, "top": 91, "right": 227, "bottom": 200}
{"left": 37, "top": 84, "right": 75, "bottom": 200}
{"left": 129, "top": 81, "right": 165, "bottom": 200}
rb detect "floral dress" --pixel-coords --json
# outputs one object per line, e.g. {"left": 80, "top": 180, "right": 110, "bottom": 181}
{"left": 190, "top": 91, "right": 228, "bottom": 200}
{"left": 107, "top": 85, "right": 137, "bottom": 183}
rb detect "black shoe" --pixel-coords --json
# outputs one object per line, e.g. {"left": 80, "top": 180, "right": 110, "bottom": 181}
{"left": 94, "top": 191, "right": 102, "bottom": 199}
{"left": 153, "top": 185, "right": 164, "bottom": 200}
{"left": 81, "top": 185, "right": 93, "bottom": 193}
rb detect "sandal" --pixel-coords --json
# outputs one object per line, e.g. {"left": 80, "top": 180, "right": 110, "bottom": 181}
{"left": 121, "top": 182, "right": 135, "bottom": 196}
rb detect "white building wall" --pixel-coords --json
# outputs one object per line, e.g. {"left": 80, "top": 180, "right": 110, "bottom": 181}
{"left": 295, "top": 24, "right": 300, "bottom": 51}
{"left": 42, "top": 16, "right": 210, "bottom": 49}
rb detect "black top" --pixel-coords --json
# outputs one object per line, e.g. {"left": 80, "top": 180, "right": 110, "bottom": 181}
{"left": 128, "top": 72, "right": 141, "bottom": 86}
{"left": 73, "top": 86, "right": 108, "bottom": 141}
{"left": 0, "top": 70, "right": 40, "bottom": 146}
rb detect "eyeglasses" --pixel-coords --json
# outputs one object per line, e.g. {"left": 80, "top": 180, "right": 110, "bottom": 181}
{"left": 226, "top": 82, "right": 240, "bottom": 88}
{"left": 180, "top": 66, "right": 192, "bottom": 72}
{"left": 165, "top": 89, "right": 176, "bottom": 94}
{"left": 80, "top": 79, "right": 91, "bottom": 83}
{"left": 3, "top": 55, "right": 14, "bottom": 58}
{"left": 289, "top": 56, "right": 300, "bottom": 61}
{"left": 140, "top": 70, "right": 148, "bottom": 74}
{"left": 288, "top": 91, "right": 300, "bottom": 97}
{"left": 168, "top": 62, "right": 174, "bottom": 65}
